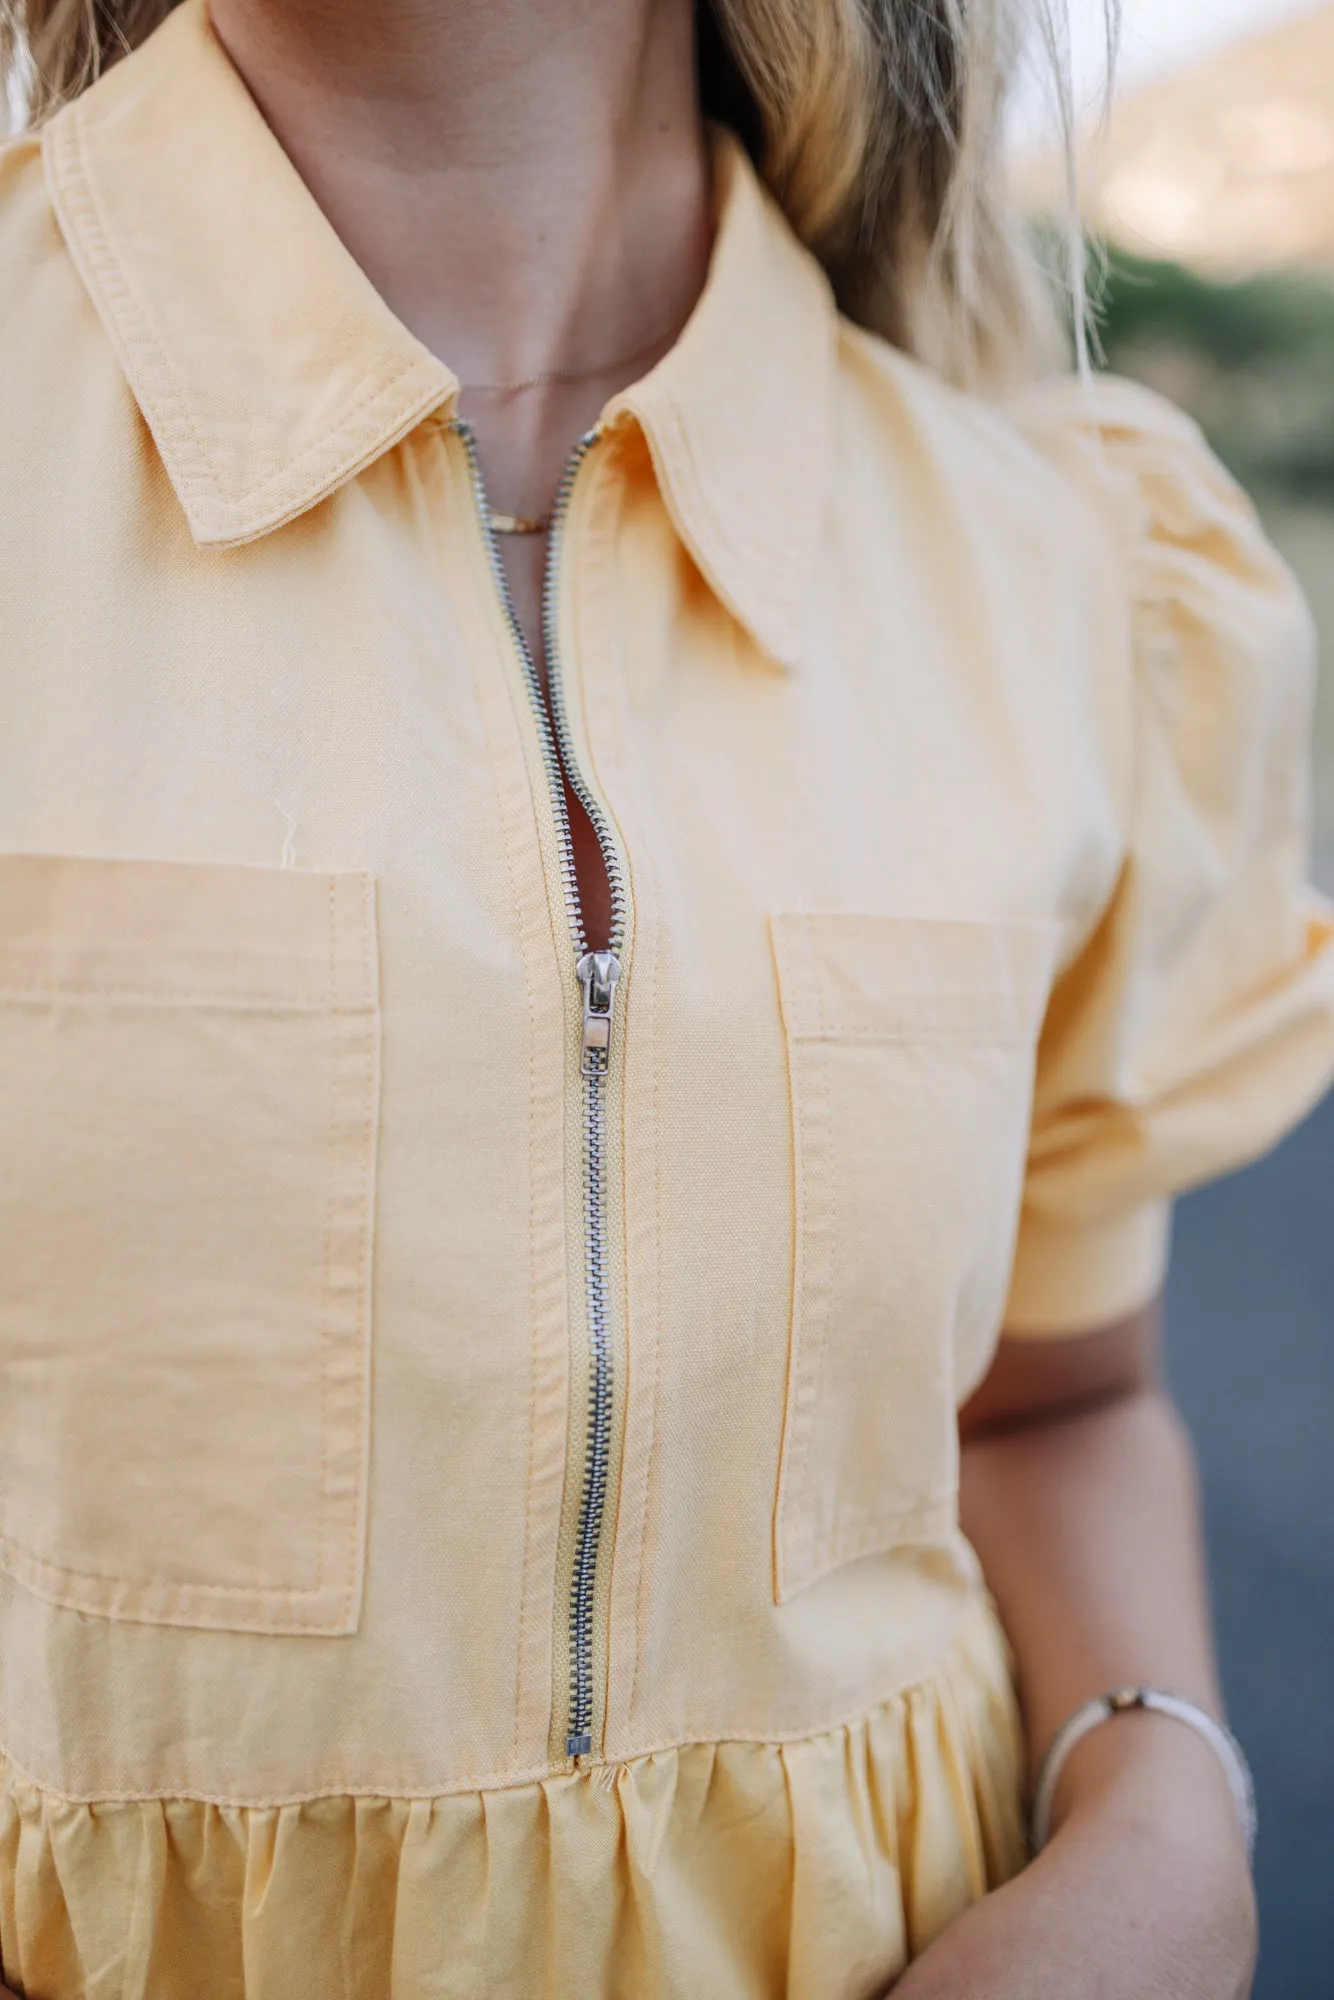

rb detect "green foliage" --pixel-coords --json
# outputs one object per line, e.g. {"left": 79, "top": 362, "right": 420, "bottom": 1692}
{"left": 1096, "top": 249, "right": 1334, "bottom": 368}
{"left": 1091, "top": 247, "right": 1334, "bottom": 499}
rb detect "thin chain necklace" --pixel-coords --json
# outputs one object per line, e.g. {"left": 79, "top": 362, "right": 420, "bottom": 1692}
{"left": 463, "top": 316, "right": 680, "bottom": 536}
{"left": 459, "top": 315, "right": 680, "bottom": 398}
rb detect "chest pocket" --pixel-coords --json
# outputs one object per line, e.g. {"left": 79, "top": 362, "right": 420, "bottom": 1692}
{"left": 769, "top": 912, "right": 1057, "bottom": 1602}
{"left": 0, "top": 854, "right": 379, "bottom": 1636}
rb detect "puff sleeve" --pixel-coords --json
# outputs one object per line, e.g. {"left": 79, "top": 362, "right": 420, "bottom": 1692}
{"left": 1002, "top": 375, "right": 1334, "bottom": 1335}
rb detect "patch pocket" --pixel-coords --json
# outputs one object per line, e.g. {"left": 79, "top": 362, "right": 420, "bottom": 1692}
{"left": 0, "top": 855, "right": 379, "bottom": 1635}
{"left": 769, "top": 913, "right": 1057, "bottom": 1602}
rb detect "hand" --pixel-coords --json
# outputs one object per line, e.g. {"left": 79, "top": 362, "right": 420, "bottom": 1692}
{"left": 890, "top": 1824, "right": 1255, "bottom": 2000}
{"left": 890, "top": 1719, "right": 1257, "bottom": 1999}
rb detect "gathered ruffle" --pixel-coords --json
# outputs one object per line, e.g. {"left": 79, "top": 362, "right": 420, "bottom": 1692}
{"left": 0, "top": 1597, "right": 1025, "bottom": 2000}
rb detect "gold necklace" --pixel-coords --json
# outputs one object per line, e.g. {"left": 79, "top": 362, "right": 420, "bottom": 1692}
{"left": 487, "top": 511, "right": 549, "bottom": 537}
{"left": 459, "top": 315, "right": 680, "bottom": 397}
{"left": 466, "top": 319, "right": 680, "bottom": 535}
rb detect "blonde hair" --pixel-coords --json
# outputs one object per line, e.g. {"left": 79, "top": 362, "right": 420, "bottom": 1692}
{"left": 1, "top": 0, "right": 1103, "bottom": 390}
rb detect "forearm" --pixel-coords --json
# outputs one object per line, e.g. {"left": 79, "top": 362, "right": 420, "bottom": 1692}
{"left": 958, "top": 1332, "right": 1257, "bottom": 1991}
{"left": 961, "top": 1371, "right": 1224, "bottom": 1813}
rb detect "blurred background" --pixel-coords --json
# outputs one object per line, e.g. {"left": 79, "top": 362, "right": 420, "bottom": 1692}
{"left": 1019, "top": 7, "right": 1334, "bottom": 1992}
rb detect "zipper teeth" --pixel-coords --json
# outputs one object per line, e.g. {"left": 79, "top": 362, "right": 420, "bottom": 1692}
{"left": 451, "top": 417, "right": 621, "bottom": 1762}
{"left": 541, "top": 446, "right": 627, "bottom": 959}
{"left": 568, "top": 1066, "right": 613, "bottom": 1749}
{"left": 452, "top": 418, "right": 625, "bottom": 961}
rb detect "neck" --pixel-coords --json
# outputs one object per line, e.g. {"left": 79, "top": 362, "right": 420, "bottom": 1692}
{"left": 207, "top": 0, "right": 713, "bottom": 390}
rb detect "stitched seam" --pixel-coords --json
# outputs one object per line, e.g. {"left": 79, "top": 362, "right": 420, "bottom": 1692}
{"left": 770, "top": 922, "right": 797, "bottom": 1589}
{"left": 11, "top": 901, "right": 367, "bottom": 1609}
{"left": 201, "top": 362, "right": 439, "bottom": 522}
{"left": 190, "top": 364, "right": 445, "bottom": 534}
{"left": 346, "top": 873, "right": 378, "bottom": 1627}
{"left": 53, "top": 110, "right": 226, "bottom": 515}
{"left": 804, "top": 926, "right": 837, "bottom": 1568}
{"left": 50, "top": 109, "right": 444, "bottom": 527}
{"left": 0, "top": 990, "right": 358, "bottom": 1011}
{"left": 783, "top": 1486, "right": 958, "bottom": 1540}
{"left": 0, "top": 869, "right": 375, "bottom": 1616}
{"left": 314, "top": 880, "right": 337, "bottom": 1605}
{"left": 782, "top": 1492, "right": 958, "bottom": 1562}
{"left": 767, "top": 919, "right": 800, "bottom": 1601}
{"left": 501, "top": 684, "right": 545, "bottom": 1770}
{"left": 316, "top": 874, "right": 377, "bottom": 1630}
{"left": 82, "top": 105, "right": 420, "bottom": 515}
{"left": 0, "top": 1536, "right": 334, "bottom": 1600}
{"left": 440, "top": 443, "right": 555, "bottom": 1767}
{"left": 566, "top": 460, "right": 635, "bottom": 1756}
{"left": 785, "top": 1025, "right": 1037, "bottom": 1048}
{"left": 570, "top": 460, "right": 653, "bottom": 1746}
{"left": 777, "top": 918, "right": 832, "bottom": 1585}
{"left": 0, "top": 1600, "right": 1001, "bottom": 1807}
{"left": 627, "top": 849, "right": 665, "bottom": 1731}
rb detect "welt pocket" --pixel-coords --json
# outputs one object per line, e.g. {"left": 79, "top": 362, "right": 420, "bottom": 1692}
{"left": 768, "top": 912, "right": 1058, "bottom": 1602}
{"left": 0, "top": 854, "right": 380, "bottom": 1636}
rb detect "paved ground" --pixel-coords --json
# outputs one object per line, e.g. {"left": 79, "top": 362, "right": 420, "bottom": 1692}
{"left": 1165, "top": 1091, "right": 1334, "bottom": 1996}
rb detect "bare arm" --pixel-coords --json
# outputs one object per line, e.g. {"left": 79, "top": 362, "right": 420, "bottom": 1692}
{"left": 893, "top": 1299, "right": 1258, "bottom": 1998}
{"left": 960, "top": 1301, "right": 1229, "bottom": 1815}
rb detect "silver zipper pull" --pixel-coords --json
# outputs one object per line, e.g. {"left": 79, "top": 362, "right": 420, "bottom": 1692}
{"left": 577, "top": 951, "right": 621, "bottom": 1076}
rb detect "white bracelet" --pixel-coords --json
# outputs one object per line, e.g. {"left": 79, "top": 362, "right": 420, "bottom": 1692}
{"left": 1029, "top": 1686, "right": 1257, "bottom": 1862}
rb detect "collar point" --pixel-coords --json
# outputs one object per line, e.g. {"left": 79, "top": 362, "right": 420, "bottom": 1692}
{"left": 745, "top": 618, "right": 803, "bottom": 674}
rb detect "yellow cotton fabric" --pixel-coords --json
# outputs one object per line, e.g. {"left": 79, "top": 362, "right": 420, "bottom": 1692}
{"left": 0, "top": 1600, "right": 1024, "bottom": 2000}
{"left": 0, "top": 2, "right": 1331, "bottom": 1994}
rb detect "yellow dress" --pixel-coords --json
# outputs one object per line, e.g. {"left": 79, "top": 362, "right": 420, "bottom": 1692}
{"left": 0, "top": 4, "right": 1330, "bottom": 1993}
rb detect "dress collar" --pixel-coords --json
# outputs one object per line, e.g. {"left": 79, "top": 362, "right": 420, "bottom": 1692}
{"left": 44, "top": 0, "right": 836, "bottom": 667}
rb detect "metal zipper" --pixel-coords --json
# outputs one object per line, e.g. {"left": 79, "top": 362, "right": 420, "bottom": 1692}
{"left": 451, "top": 418, "right": 626, "bottom": 1763}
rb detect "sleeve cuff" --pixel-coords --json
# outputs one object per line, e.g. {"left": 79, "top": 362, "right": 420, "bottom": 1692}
{"left": 1002, "top": 1199, "right": 1173, "bottom": 1336}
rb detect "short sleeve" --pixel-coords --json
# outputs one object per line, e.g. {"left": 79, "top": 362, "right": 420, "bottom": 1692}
{"left": 1002, "top": 375, "right": 1334, "bottom": 1335}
